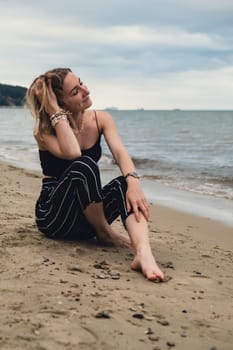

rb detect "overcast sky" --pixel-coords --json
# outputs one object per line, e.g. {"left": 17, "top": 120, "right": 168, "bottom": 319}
{"left": 1, "top": 0, "right": 233, "bottom": 109}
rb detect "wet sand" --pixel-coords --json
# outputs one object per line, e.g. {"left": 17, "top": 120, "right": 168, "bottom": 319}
{"left": 0, "top": 161, "right": 233, "bottom": 350}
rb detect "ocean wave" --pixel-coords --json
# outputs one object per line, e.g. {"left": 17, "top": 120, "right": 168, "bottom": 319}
{"left": 142, "top": 175, "right": 233, "bottom": 200}
{"left": 131, "top": 157, "right": 160, "bottom": 167}
{"left": 100, "top": 153, "right": 233, "bottom": 200}
{"left": 1, "top": 107, "right": 232, "bottom": 209}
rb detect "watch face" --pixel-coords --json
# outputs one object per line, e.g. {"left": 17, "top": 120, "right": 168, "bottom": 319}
{"left": 132, "top": 172, "right": 140, "bottom": 178}
{"left": 128, "top": 172, "right": 140, "bottom": 178}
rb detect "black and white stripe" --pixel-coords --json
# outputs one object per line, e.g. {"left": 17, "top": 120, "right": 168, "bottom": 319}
{"left": 36, "top": 155, "right": 130, "bottom": 239}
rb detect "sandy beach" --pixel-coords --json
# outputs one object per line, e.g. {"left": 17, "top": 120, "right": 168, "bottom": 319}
{"left": 0, "top": 160, "right": 233, "bottom": 350}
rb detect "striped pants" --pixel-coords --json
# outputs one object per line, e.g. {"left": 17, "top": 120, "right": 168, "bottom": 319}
{"left": 35, "top": 156, "right": 130, "bottom": 239}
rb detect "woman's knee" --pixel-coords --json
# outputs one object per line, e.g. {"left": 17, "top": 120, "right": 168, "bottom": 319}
{"left": 114, "top": 176, "right": 128, "bottom": 194}
{"left": 67, "top": 156, "right": 100, "bottom": 177}
{"left": 66, "top": 156, "right": 103, "bottom": 200}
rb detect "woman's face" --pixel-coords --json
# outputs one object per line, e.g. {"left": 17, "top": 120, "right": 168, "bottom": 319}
{"left": 62, "top": 72, "right": 92, "bottom": 113}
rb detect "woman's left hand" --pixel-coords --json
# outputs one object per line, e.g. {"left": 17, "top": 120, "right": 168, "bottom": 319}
{"left": 126, "top": 180, "right": 150, "bottom": 222}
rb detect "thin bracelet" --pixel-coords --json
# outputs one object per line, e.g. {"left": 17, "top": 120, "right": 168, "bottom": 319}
{"left": 50, "top": 109, "right": 67, "bottom": 121}
{"left": 51, "top": 114, "right": 68, "bottom": 128}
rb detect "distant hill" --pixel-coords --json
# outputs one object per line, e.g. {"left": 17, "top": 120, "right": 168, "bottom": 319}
{"left": 0, "top": 83, "right": 27, "bottom": 106}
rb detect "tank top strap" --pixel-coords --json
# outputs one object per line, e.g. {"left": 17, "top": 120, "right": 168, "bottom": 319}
{"left": 94, "top": 110, "right": 101, "bottom": 136}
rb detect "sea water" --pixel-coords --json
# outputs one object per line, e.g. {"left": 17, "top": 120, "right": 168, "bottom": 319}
{"left": 0, "top": 107, "right": 233, "bottom": 226}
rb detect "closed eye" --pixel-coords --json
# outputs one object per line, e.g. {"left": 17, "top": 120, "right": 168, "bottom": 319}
{"left": 71, "top": 87, "right": 79, "bottom": 96}
{"left": 70, "top": 80, "right": 84, "bottom": 96}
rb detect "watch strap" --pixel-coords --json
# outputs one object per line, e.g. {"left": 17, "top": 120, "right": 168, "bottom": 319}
{"left": 125, "top": 172, "right": 140, "bottom": 179}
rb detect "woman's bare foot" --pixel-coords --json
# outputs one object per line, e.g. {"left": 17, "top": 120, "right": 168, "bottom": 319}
{"left": 97, "top": 230, "right": 132, "bottom": 249}
{"left": 110, "top": 232, "right": 132, "bottom": 249}
{"left": 131, "top": 250, "right": 164, "bottom": 281}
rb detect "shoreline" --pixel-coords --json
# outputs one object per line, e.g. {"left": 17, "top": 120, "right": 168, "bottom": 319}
{"left": 1, "top": 156, "right": 233, "bottom": 228}
{"left": 100, "top": 170, "right": 233, "bottom": 229}
{"left": 1, "top": 160, "right": 233, "bottom": 349}
{"left": 143, "top": 179, "right": 233, "bottom": 229}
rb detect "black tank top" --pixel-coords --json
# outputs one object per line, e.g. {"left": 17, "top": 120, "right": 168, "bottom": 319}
{"left": 39, "top": 111, "right": 102, "bottom": 178}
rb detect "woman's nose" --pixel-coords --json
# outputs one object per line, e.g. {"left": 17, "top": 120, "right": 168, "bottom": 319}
{"left": 81, "top": 84, "right": 89, "bottom": 94}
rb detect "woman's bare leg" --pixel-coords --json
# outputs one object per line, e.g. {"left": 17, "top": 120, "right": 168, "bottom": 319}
{"left": 83, "top": 202, "right": 131, "bottom": 248}
{"left": 125, "top": 213, "right": 164, "bottom": 281}
{"left": 84, "top": 202, "right": 164, "bottom": 281}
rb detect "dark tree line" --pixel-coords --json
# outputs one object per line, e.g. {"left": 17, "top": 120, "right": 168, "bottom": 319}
{"left": 0, "top": 83, "right": 27, "bottom": 106}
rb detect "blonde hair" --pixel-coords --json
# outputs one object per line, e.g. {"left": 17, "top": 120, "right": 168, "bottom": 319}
{"left": 26, "top": 68, "right": 72, "bottom": 135}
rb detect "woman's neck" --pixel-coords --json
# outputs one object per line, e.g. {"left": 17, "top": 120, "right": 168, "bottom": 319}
{"left": 70, "top": 111, "right": 84, "bottom": 133}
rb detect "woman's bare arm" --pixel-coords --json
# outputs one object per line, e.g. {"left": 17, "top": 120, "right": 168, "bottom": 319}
{"left": 100, "top": 111, "right": 150, "bottom": 222}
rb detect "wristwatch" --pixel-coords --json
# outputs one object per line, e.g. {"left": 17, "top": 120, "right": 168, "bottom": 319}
{"left": 125, "top": 171, "right": 141, "bottom": 179}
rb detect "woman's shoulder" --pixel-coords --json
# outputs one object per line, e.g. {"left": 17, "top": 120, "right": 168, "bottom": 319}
{"left": 94, "top": 109, "right": 114, "bottom": 122}
{"left": 85, "top": 109, "right": 111, "bottom": 122}
{"left": 94, "top": 109, "right": 111, "bottom": 116}
{"left": 95, "top": 110, "right": 115, "bottom": 129}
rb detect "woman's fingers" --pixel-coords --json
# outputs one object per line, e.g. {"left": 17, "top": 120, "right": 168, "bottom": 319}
{"left": 47, "top": 80, "right": 56, "bottom": 99}
{"left": 126, "top": 197, "right": 131, "bottom": 213}
{"left": 139, "top": 203, "right": 149, "bottom": 222}
{"left": 47, "top": 80, "right": 60, "bottom": 113}
{"left": 33, "top": 79, "right": 43, "bottom": 101}
{"left": 132, "top": 202, "right": 141, "bottom": 222}
{"left": 126, "top": 189, "right": 150, "bottom": 222}
{"left": 134, "top": 198, "right": 150, "bottom": 222}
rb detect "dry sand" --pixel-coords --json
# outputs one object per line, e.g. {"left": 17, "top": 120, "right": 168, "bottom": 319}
{"left": 0, "top": 161, "right": 233, "bottom": 350}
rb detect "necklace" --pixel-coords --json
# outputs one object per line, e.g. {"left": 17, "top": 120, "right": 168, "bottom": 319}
{"left": 77, "top": 112, "right": 84, "bottom": 132}
{"left": 73, "top": 112, "right": 84, "bottom": 133}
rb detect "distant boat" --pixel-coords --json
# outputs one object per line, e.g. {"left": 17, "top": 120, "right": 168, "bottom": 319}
{"left": 104, "top": 106, "right": 119, "bottom": 111}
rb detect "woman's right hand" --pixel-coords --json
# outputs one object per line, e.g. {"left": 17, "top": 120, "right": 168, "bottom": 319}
{"left": 34, "top": 78, "right": 60, "bottom": 116}
{"left": 46, "top": 80, "right": 61, "bottom": 116}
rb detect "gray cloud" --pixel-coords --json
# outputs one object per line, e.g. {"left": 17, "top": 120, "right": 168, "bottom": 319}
{"left": 0, "top": 0, "right": 232, "bottom": 108}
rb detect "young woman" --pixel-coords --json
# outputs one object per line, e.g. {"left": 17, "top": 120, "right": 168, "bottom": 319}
{"left": 26, "top": 68, "right": 164, "bottom": 282}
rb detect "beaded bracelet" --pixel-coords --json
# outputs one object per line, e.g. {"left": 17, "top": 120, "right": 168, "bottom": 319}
{"left": 50, "top": 110, "right": 67, "bottom": 121}
{"left": 50, "top": 110, "right": 70, "bottom": 128}
{"left": 51, "top": 114, "right": 68, "bottom": 128}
